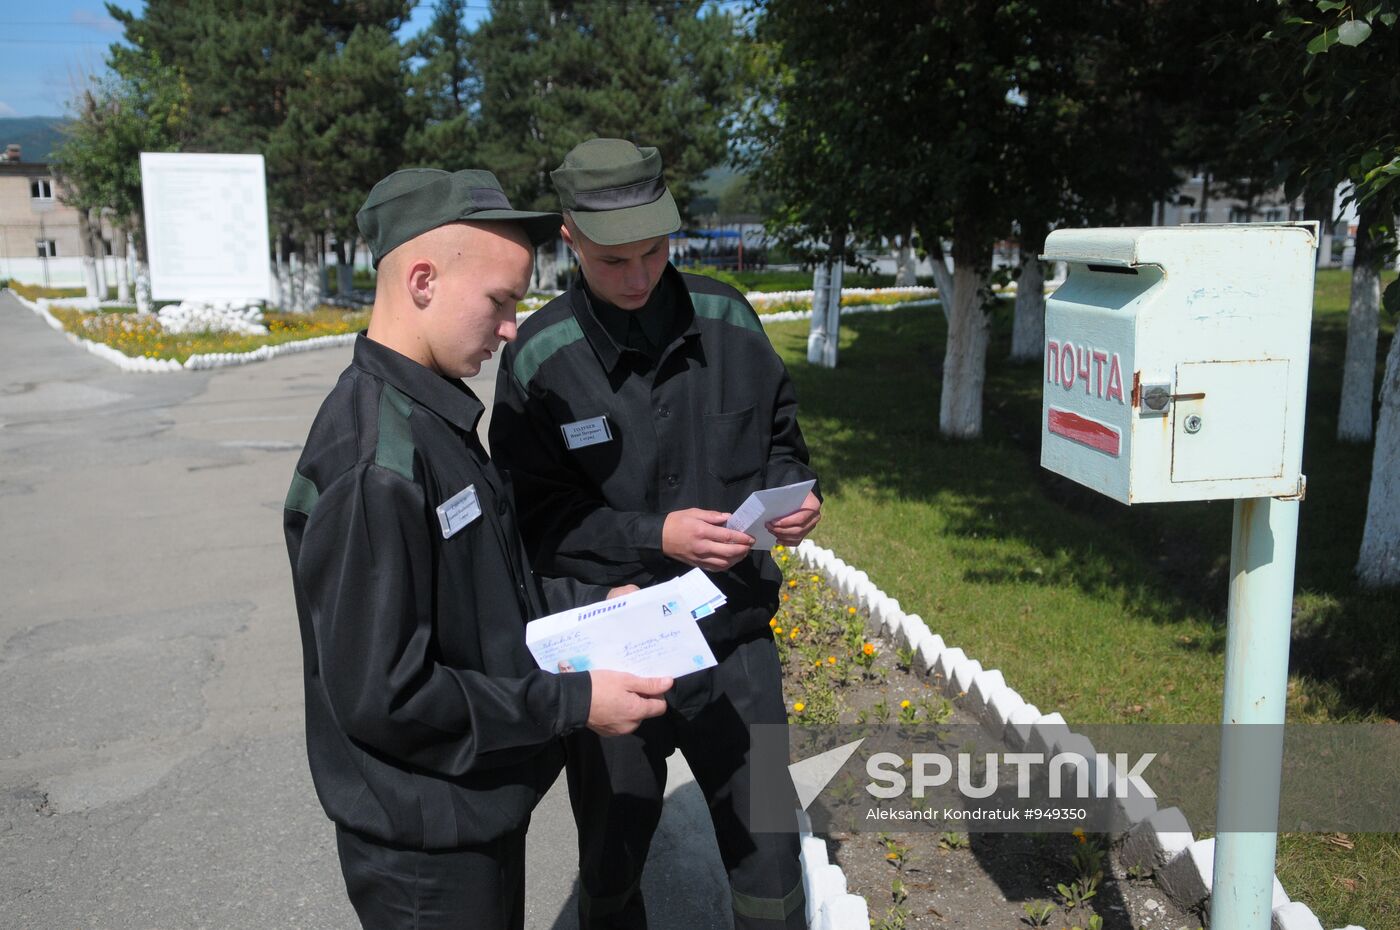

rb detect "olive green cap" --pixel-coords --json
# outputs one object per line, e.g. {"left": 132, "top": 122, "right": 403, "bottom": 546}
{"left": 550, "top": 139, "right": 681, "bottom": 246}
{"left": 356, "top": 168, "right": 561, "bottom": 267}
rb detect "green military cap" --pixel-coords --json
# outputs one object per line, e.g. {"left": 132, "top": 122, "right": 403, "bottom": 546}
{"left": 550, "top": 139, "right": 681, "bottom": 246}
{"left": 356, "top": 168, "right": 561, "bottom": 267}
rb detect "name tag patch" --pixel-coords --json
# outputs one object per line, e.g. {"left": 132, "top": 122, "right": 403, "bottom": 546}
{"left": 561, "top": 415, "right": 613, "bottom": 450}
{"left": 436, "top": 484, "right": 482, "bottom": 538}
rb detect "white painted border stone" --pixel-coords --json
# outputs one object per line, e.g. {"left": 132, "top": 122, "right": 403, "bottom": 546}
{"left": 1272, "top": 901, "right": 1324, "bottom": 930}
{"left": 1120, "top": 807, "right": 1192, "bottom": 874}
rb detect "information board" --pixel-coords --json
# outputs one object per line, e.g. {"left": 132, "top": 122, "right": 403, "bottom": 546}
{"left": 139, "top": 152, "right": 272, "bottom": 302}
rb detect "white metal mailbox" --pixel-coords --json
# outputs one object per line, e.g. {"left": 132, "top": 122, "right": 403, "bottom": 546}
{"left": 1038, "top": 223, "right": 1318, "bottom": 504}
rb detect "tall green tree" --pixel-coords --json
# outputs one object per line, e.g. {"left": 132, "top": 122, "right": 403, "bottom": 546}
{"left": 471, "top": 0, "right": 740, "bottom": 214}
{"left": 404, "top": 0, "right": 478, "bottom": 168}
{"left": 50, "top": 53, "right": 192, "bottom": 311}
{"left": 748, "top": 0, "right": 1187, "bottom": 438}
{"left": 1261, "top": 1, "right": 1400, "bottom": 587}
{"left": 106, "top": 0, "right": 412, "bottom": 307}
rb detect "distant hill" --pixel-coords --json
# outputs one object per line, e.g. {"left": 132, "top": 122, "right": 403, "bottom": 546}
{"left": 0, "top": 117, "right": 71, "bottom": 164}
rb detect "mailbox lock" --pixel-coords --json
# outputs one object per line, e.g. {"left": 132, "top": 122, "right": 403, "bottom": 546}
{"left": 1184, "top": 414, "right": 1203, "bottom": 434}
{"left": 1142, "top": 383, "right": 1172, "bottom": 413}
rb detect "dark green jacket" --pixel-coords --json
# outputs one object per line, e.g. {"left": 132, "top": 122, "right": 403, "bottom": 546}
{"left": 284, "top": 334, "right": 600, "bottom": 849}
{"left": 491, "top": 266, "right": 818, "bottom": 647}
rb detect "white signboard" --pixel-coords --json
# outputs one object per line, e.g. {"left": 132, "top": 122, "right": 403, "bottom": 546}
{"left": 140, "top": 152, "right": 272, "bottom": 302}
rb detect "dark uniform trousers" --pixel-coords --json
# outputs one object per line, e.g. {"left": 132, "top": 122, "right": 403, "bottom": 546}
{"left": 567, "top": 636, "right": 805, "bottom": 930}
{"left": 491, "top": 269, "right": 814, "bottom": 929}
{"left": 336, "top": 825, "right": 527, "bottom": 930}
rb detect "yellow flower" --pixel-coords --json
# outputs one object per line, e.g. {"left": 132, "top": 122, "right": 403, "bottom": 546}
{"left": 789, "top": 629, "right": 799, "bottom": 640}
{"left": 774, "top": 544, "right": 785, "bottom": 552}
{"left": 827, "top": 656, "right": 837, "bottom": 665}
{"left": 885, "top": 852, "right": 899, "bottom": 861}
{"left": 810, "top": 575, "right": 820, "bottom": 583}
{"left": 788, "top": 579, "right": 798, "bottom": 588}
{"left": 814, "top": 660, "right": 824, "bottom": 668}
{"left": 900, "top": 700, "right": 911, "bottom": 709}
{"left": 862, "top": 643, "right": 875, "bottom": 656}
{"left": 793, "top": 701, "right": 805, "bottom": 713}
{"left": 1073, "top": 828, "right": 1086, "bottom": 844}
{"left": 769, "top": 617, "right": 778, "bottom": 627}
{"left": 847, "top": 606, "right": 857, "bottom": 615}
{"left": 773, "top": 626, "right": 784, "bottom": 635}
{"left": 782, "top": 594, "right": 790, "bottom": 602}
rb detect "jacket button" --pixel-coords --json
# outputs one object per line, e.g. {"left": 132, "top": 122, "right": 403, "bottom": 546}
{"left": 497, "top": 498, "right": 508, "bottom": 515}
{"left": 658, "top": 405, "right": 670, "bottom": 417}
{"left": 666, "top": 474, "right": 678, "bottom": 487}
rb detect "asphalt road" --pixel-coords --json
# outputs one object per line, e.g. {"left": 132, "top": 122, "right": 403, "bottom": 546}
{"left": 0, "top": 291, "right": 729, "bottom": 929}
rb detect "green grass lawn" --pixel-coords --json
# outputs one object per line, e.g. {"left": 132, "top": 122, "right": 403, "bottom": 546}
{"left": 765, "top": 267, "right": 1397, "bottom": 929}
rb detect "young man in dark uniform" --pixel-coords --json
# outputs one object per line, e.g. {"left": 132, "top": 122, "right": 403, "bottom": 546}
{"left": 490, "top": 140, "right": 821, "bottom": 930}
{"left": 283, "top": 167, "right": 673, "bottom": 930}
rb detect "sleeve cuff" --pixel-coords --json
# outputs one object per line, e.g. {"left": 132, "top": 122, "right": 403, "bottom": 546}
{"left": 554, "top": 670, "right": 593, "bottom": 735}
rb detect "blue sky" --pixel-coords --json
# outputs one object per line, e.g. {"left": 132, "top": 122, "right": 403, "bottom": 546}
{"left": 0, "top": 2, "right": 490, "bottom": 118}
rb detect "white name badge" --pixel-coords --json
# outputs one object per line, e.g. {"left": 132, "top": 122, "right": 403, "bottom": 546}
{"left": 436, "top": 484, "right": 482, "bottom": 538}
{"left": 560, "top": 415, "right": 613, "bottom": 451}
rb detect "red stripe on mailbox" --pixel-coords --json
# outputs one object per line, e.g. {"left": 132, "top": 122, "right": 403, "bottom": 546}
{"left": 1047, "top": 407, "right": 1121, "bottom": 456}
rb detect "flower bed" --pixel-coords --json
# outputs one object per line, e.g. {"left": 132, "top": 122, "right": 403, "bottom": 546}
{"left": 746, "top": 287, "right": 938, "bottom": 316}
{"left": 772, "top": 545, "right": 1201, "bottom": 930}
{"left": 45, "top": 304, "right": 369, "bottom": 364}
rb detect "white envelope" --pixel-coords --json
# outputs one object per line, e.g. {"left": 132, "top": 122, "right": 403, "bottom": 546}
{"left": 526, "top": 569, "right": 723, "bottom": 678}
{"left": 724, "top": 479, "right": 816, "bottom": 550}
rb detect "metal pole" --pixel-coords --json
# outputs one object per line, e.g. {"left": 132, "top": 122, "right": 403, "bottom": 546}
{"left": 1209, "top": 495, "right": 1297, "bottom": 930}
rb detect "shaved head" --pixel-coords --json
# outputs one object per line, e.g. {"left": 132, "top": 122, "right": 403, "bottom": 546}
{"left": 367, "top": 220, "right": 534, "bottom": 379}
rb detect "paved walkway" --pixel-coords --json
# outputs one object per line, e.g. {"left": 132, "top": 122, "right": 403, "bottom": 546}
{"left": 0, "top": 292, "right": 728, "bottom": 929}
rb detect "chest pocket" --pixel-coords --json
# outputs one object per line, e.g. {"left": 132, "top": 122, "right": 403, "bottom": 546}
{"left": 704, "top": 405, "right": 764, "bottom": 485}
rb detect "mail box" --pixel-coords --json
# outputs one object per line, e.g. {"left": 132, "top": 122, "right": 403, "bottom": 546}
{"left": 1039, "top": 223, "right": 1317, "bottom": 504}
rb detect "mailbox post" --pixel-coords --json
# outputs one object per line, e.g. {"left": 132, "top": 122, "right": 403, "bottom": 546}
{"left": 1038, "top": 223, "right": 1318, "bottom": 930}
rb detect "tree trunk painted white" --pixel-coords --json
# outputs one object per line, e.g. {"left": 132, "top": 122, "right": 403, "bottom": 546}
{"left": 275, "top": 237, "right": 292, "bottom": 311}
{"left": 939, "top": 263, "right": 992, "bottom": 439}
{"left": 91, "top": 214, "right": 108, "bottom": 300}
{"left": 113, "top": 226, "right": 131, "bottom": 303}
{"left": 1358, "top": 329, "right": 1400, "bottom": 587}
{"left": 135, "top": 261, "right": 152, "bottom": 314}
{"left": 927, "top": 239, "right": 955, "bottom": 325}
{"left": 533, "top": 240, "right": 561, "bottom": 292}
{"left": 1009, "top": 249, "right": 1046, "bottom": 362}
{"left": 77, "top": 209, "right": 100, "bottom": 300}
{"left": 335, "top": 237, "right": 356, "bottom": 297}
{"left": 1338, "top": 208, "right": 1385, "bottom": 443}
{"left": 894, "top": 229, "right": 917, "bottom": 286}
{"left": 808, "top": 261, "right": 831, "bottom": 366}
{"left": 823, "top": 255, "right": 843, "bottom": 368}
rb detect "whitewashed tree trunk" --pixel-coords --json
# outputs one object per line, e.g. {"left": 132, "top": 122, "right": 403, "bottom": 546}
{"left": 533, "top": 241, "right": 561, "bottom": 292}
{"left": 939, "top": 263, "right": 992, "bottom": 439}
{"left": 823, "top": 255, "right": 843, "bottom": 367}
{"left": 91, "top": 214, "right": 108, "bottom": 300}
{"left": 336, "top": 238, "right": 356, "bottom": 296}
{"left": 1338, "top": 209, "right": 1385, "bottom": 442}
{"left": 1009, "top": 250, "right": 1046, "bottom": 362}
{"left": 135, "top": 261, "right": 152, "bottom": 314}
{"left": 113, "top": 226, "right": 131, "bottom": 303}
{"left": 77, "top": 209, "right": 100, "bottom": 300}
{"left": 894, "top": 229, "right": 918, "bottom": 286}
{"left": 808, "top": 261, "right": 831, "bottom": 366}
{"left": 1358, "top": 329, "right": 1400, "bottom": 587}
{"left": 275, "top": 237, "right": 292, "bottom": 311}
{"left": 927, "top": 240, "right": 955, "bottom": 325}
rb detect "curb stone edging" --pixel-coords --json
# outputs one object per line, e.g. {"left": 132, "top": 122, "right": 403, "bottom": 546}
{"left": 3, "top": 287, "right": 941, "bottom": 373}
{"left": 788, "top": 539, "right": 1363, "bottom": 930}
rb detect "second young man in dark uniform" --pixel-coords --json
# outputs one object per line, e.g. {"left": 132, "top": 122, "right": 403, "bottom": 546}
{"left": 490, "top": 139, "right": 821, "bottom": 930}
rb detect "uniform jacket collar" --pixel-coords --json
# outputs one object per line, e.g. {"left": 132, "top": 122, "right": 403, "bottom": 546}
{"left": 352, "top": 333, "right": 484, "bottom": 434}
{"left": 571, "top": 263, "right": 701, "bottom": 373}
